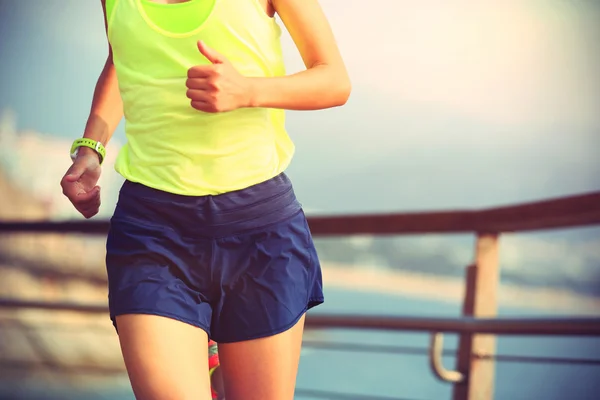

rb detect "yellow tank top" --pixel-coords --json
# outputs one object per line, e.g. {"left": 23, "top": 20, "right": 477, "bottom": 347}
{"left": 106, "top": 0, "right": 294, "bottom": 195}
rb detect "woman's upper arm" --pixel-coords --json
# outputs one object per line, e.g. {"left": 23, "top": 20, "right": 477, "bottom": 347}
{"left": 271, "top": 0, "right": 346, "bottom": 71}
{"left": 100, "top": 0, "right": 114, "bottom": 60}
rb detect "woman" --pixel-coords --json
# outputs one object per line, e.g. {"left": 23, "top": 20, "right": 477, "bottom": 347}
{"left": 60, "top": 0, "right": 350, "bottom": 399}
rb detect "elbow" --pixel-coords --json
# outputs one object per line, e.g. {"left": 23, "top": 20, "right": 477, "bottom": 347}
{"left": 310, "top": 62, "right": 351, "bottom": 108}
{"left": 333, "top": 75, "right": 352, "bottom": 107}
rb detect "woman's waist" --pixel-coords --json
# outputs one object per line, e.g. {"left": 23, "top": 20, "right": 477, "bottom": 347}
{"left": 112, "top": 172, "right": 301, "bottom": 238}
{"left": 114, "top": 138, "right": 284, "bottom": 196}
{"left": 121, "top": 124, "right": 277, "bottom": 162}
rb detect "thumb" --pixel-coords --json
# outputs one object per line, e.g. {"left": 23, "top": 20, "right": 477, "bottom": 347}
{"left": 197, "top": 40, "right": 225, "bottom": 64}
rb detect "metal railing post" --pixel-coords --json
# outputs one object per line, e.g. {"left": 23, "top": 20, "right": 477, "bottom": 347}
{"left": 453, "top": 233, "right": 500, "bottom": 400}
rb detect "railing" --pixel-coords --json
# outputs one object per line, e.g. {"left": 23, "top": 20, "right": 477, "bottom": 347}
{"left": 2, "top": 297, "right": 600, "bottom": 400}
{"left": 1, "top": 190, "right": 600, "bottom": 399}
{"left": 3, "top": 191, "right": 600, "bottom": 236}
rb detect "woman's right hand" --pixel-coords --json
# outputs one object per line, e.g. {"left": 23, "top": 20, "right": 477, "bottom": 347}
{"left": 60, "top": 147, "right": 102, "bottom": 219}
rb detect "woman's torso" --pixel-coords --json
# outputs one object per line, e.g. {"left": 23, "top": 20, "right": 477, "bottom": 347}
{"left": 106, "top": 0, "right": 294, "bottom": 195}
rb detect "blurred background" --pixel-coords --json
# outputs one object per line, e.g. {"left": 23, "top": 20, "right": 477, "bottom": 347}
{"left": 0, "top": 0, "right": 599, "bottom": 399}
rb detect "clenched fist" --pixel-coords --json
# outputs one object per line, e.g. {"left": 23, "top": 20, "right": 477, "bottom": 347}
{"left": 186, "top": 41, "right": 253, "bottom": 113}
{"left": 60, "top": 148, "right": 102, "bottom": 219}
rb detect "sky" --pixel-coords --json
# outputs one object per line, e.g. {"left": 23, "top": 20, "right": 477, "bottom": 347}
{"left": 0, "top": 0, "right": 599, "bottom": 214}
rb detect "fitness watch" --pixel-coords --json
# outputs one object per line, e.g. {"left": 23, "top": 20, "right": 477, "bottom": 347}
{"left": 70, "top": 138, "right": 106, "bottom": 165}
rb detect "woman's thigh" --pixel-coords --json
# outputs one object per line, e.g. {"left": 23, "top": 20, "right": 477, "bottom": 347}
{"left": 218, "top": 315, "right": 306, "bottom": 400}
{"left": 116, "top": 314, "right": 212, "bottom": 400}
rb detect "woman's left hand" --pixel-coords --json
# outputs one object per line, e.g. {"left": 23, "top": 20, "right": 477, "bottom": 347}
{"left": 186, "top": 41, "right": 253, "bottom": 113}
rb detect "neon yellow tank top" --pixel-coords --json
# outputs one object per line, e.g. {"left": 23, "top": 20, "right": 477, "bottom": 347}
{"left": 106, "top": 0, "right": 294, "bottom": 195}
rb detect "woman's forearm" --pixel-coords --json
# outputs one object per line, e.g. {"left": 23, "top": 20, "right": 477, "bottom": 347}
{"left": 248, "top": 63, "right": 351, "bottom": 110}
{"left": 82, "top": 55, "right": 123, "bottom": 147}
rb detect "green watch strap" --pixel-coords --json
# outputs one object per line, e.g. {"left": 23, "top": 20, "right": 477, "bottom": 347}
{"left": 70, "top": 138, "right": 106, "bottom": 164}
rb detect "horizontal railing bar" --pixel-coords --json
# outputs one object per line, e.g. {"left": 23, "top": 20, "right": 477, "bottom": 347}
{"left": 0, "top": 359, "right": 125, "bottom": 375}
{"left": 305, "top": 314, "right": 600, "bottom": 336}
{"left": 308, "top": 193, "right": 600, "bottom": 236}
{"left": 302, "top": 340, "right": 600, "bottom": 366}
{"left": 303, "top": 340, "right": 443, "bottom": 356}
{"left": 2, "top": 298, "right": 599, "bottom": 336}
{"left": 482, "top": 353, "right": 600, "bottom": 366}
{"left": 0, "top": 220, "right": 111, "bottom": 234}
{"left": 1, "top": 191, "right": 599, "bottom": 236}
{"left": 0, "top": 298, "right": 108, "bottom": 313}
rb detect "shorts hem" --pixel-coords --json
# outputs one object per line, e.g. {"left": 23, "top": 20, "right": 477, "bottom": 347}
{"left": 213, "top": 297, "right": 325, "bottom": 344}
{"left": 110, "top": 308, "right": 210, "bottom": 336}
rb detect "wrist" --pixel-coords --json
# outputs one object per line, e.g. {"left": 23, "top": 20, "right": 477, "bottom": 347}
{"left": 70, "top": 138, "right": 106, "bottom": 164}
{"left": 245, "top": 77, "right": 260, "bottom": 108}
{"left": 76, "top": 146, "right": 100, "bottom": 160}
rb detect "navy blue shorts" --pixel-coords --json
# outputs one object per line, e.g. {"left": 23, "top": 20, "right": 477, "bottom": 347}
{"left": 105, "top": 173, "right": 324, "bottom": 343}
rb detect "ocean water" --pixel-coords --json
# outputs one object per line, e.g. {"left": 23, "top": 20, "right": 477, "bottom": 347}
{"left": 1, "top": 287, "right": 599, "bottom": 400}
